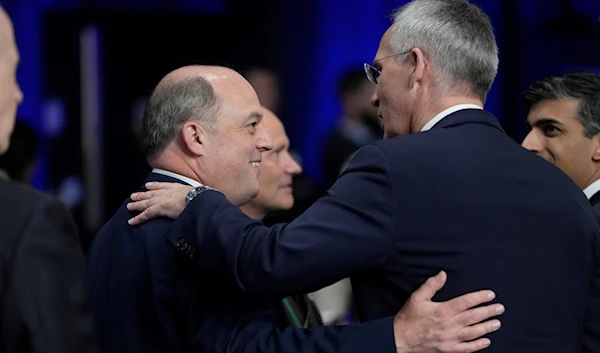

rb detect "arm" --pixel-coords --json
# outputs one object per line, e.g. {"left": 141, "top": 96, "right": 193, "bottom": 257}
{"left": 168, "top": 144, "right": 397, "bottom": 295}
{"left": 201, "top": 272, "right": 501, "bottom": 353}
{"left": 1, "top": 198, "right": 97, "bottom": 353}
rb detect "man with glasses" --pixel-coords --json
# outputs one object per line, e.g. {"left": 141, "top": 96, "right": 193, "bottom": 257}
{"left": 128, "top": 0, "right": 600, "bottom": 352}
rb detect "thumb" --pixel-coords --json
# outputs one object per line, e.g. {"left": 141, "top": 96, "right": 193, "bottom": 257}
{"left": 412, "top": 270, "right": 447, "bottom": 302}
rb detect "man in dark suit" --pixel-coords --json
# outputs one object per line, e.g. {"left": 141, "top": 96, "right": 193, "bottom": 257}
{"left": 128, "top": 1, "right": 600, "bottom": 352}
{"left": 521, "top": 70, "right": 600, "bottom": 352}
{"left": 0, "top": 6, "right": 97, "bottom": 353}
{"left": 89, "top": 64, "right": 503, "bottom": 353}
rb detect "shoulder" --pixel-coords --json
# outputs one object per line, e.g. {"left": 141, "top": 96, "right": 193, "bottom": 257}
{"left": 0, "top": 181, "right": 70, "bottom": 239}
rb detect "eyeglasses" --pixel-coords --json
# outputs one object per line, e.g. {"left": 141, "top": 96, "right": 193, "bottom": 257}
{"left": 363, "top": 49, "right": 412, "bottom": 85}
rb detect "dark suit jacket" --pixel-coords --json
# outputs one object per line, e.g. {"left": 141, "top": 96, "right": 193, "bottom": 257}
{"left": 85, "top": 172, "right": 395, "bottom": 353}
{"left": 170, "top": 109, "right": 600, "bottom": 352}
{"left": 0, "top": 180, "right": 96, "bottom": 353}
{"left": 585, "top": 191, "right": 600, "bottom": 352}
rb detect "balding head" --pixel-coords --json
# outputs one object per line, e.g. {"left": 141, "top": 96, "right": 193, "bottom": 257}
{"left": 142, "top": 65, "right": 273, "bottom": 206}
{"left": 142, "top": 65, "right": 262, "bottom": 161}
{"left": 0, "top": 7, "right": 23, "bottom": 155}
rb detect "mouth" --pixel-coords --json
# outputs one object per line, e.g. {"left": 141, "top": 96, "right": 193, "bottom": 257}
{"left": 250, "top": 161, "right": 261, "bottom": 167}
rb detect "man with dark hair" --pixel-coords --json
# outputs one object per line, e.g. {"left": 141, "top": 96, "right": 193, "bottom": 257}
{"left": 521, "top": 70, "right": 600, "bottom": 352}
{"left": 0, "top": 6, "right": 97, "bottom": 353}
{"left": 322, "top": 68, "right": 381, "bottom": 187}
{"left": 129, "top": 1, "right": 600, "bottom": 352}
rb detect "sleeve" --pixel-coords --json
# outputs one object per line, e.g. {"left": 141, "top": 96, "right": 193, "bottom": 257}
{"left": 192, "top": 296, "right": 396, "bottom": 353}
{"left": 1, "top": 198, "right": 97, "bottom": 353}
{"left": 225, "top": 317, "right": 396, "bottom": 353}
{"left": 168, "top": 144, "right": 397, "bottom": 296}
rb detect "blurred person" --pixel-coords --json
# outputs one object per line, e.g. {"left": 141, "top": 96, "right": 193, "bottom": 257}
{"left": 245, "top": 67, "right": 281, "bottom": 113}
{"left": 0, "top": 120, "right": 39, "bottom": 183}
{"left": 0, "top": 6, "right": 96, "bottom": 353}
{"left": 97, "top": 64, "right": 503, "bottom": 353}
{"left": 521, "top": 70, "right": 600, "bottom": 352}
{"left": 129, "top": 0, "right": 600, "bottom": 352}
{"left": 239, "top": 107, "right": 323, "bottom": 328}
{"left": 322, "top": 68, "right": 382, "bottom": 187}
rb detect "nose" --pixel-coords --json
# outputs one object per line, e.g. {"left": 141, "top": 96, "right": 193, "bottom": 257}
{"left": 15, "top": 82, "right": 23, "bottom": 105}
{"left": 284, "top": 152, "right": 303, "bottom": 175}
{"left": 370, "top": 89, "right": 379, "bottom": 108}
{"left": 257, "top": 122, "right": 273, "bottom": 152}
{"left": 521, "top": 131, "right": 541, "bottom": 153}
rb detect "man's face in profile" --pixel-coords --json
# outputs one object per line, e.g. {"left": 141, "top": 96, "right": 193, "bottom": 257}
{"left": 0, "top": 8, "right": 23, "bottom": 155}
{"left": 522, "top": 98, "right": 599, "bottom": 189}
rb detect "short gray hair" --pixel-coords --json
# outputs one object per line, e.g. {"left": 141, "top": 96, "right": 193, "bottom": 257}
{"left": 141, "top": 76, "right": 220, "bottom": 160}
{"left": 523, "top": 71, "right": 600, "bottom": 138}
{"left": 390, "top": 0, "right": 498, "bottom": 102}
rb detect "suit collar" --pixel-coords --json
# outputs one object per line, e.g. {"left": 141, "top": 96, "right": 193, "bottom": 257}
{"left": 590, "top": 191, "right": 600, "bottom": 208}
{"left": 429, "top": 109, "right": 505, "bottom": 134}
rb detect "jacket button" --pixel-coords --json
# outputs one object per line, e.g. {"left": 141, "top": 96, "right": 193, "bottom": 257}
{"left": 176, "top": 238, "right": 186, "bottom": 249}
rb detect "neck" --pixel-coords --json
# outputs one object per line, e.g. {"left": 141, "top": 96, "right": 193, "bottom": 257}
{"left": 582, "top": 164, "right": 600, "bottom": 190}
{"left": 412, "top": 94, "right": 483, "bottom": 132}
{"left": 240, "top": 202, "right": 266, "bottom": 220}
{"left": 151, "top": 148, "right": 207, "bottom": 186}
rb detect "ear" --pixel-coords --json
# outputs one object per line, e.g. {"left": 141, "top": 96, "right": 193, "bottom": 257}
{"left": 409, "top": 47, "right": 428, "bottom": 89}
{"left": 592, "top": 134, "right": 600, "bottom": 162}
{"left": 180, "top": 121, "right": 208, "bottom": 157}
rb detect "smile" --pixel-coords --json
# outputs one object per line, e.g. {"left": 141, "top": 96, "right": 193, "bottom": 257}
{"left": 251, "top": 162, "right": 260, "bottom": 167}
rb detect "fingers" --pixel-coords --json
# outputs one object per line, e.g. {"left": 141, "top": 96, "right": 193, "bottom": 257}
{"left": 445, "top": 289, "right": 496, "bottom": 314}
{"left": 145, "top": 182, "right": 186, "bottom": 190}
{"left": 450, "top": 338, "right": 492, "bottom": 353}
{"left": 456, "top": 303, "right": 505, "bottom": 327}
{"left": 128, "top": 208, "right": 153, "bottom": 225}
{"left": 412, "top": 271, "right": 447, "bottom": 301}
{"left": 456, "top": 318, "right": 501, "bottom": 343}
{"left": 127, "top": 200, "right": 150, "bottom": 213}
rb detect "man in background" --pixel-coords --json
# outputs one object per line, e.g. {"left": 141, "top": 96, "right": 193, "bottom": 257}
{"left": 0, "top": 120, "right": 39, "bottom": 183}
{"left": 521, "top": 70, "right": 600, "bottom": 352}
{"left": 0, "top": 6, "right": 96, "bottom": 353}
{"left": 239, "top": 107, "right": 323, "bottom": 328}
{"left": 322, "top": 68, "right": 382, "bottom": 187}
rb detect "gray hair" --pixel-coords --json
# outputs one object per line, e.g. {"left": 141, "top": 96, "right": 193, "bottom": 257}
{"left": 141, "top": 76, "right": 220, "bottom": 160}
{"left": 390, "top": 0, "right": 498, "bottom": 102}
{"left": 523, "top": 71, "right": 600, "bottom": 138}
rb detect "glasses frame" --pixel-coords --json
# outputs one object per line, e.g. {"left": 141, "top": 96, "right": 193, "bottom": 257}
{"left": 363, "top": 49, "right": 412, "bottom": 84}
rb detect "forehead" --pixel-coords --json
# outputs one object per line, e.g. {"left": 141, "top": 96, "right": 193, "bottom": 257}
{"left": 214, "top": 77, "right": 261, "bottom": 124}
{"left": 528, "top": 98, "right": 580, "bottom": 123}
{"left": 263, "top": 113, "right": 287, "bottom": 146}
{"left": 374, "top": 28, "right": 393, "bottom": 60}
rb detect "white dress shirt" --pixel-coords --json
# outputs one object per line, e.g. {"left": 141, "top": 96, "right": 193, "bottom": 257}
{"left": 420, "top": 104, "right": 483, "bottom": 132}
{"left": 584, "top": 179, "right": 600, "bottom": 200}
{"left": 152, "top": 168, "right": 203, "bottom": 187}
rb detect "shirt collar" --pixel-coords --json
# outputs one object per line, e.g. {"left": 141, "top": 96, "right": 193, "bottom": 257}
{"left": 151, "top": 168, "right": 203, "bottom": 188}
{"left": 420, "top": 104, "right": 483, "bottom": 132}
{"left": 583, "top": 179, "right": 600, "bottom": 200}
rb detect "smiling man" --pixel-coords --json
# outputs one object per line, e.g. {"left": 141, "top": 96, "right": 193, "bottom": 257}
{"left": 521, "top": 70, "right": 600, "bottom": 352}
{"left": 522, "top": 71, "right": 600, "bottom": 210}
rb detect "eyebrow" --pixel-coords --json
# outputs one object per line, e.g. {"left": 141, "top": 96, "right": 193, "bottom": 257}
{"left": 530, "top": 118, "right": 563, "bottom": 128}
{"left": 245, "top": 111, "right": 263, "bottom": 124}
